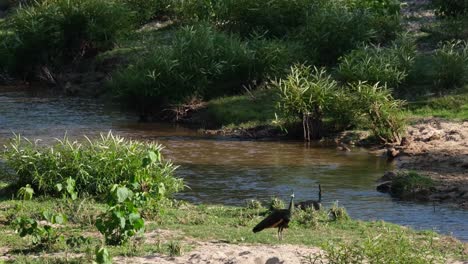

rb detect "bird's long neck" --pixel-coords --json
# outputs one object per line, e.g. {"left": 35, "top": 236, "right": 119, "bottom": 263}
{"left": 288, "top": 195, "right": 294, "bottom": 213}
{"left": 318, "top": 185, "right": 322, "bottom": 203}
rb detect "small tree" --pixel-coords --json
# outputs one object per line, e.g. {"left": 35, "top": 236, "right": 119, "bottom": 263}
{"left": 274, "top": 65, "right": 338, "bottom": 140}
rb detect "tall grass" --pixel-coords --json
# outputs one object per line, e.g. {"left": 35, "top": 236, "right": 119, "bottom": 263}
{"left": 299, "top": 0, "right": 401, "bottom": 65}
{"left": 433, "top": 40, "right": 468, "bottom": 91}
{"left": 0, "top": 0, "right": 133, "bottom": 76}
{"left": 336, "top": 36, "right": 416, "bottom": 89}
{"left": 1, "top": 132, "right": 183, "bottom": 199}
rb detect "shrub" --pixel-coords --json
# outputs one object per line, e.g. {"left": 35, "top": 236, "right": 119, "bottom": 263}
{"left": 96, "top": 185, "right": 145, "bottom": 245}
{"left": 0, "top": 0, "right": 132, "bottom": 76}
{"left": 299, "top": 0, "right": 401, "bottom": 65}
{"left": 336, "top": 36, "right": 416, "bottom": 88}
{"left": 1, "top": 132, "right": 183, "bottom": 198}
{"left": 432, "top": 40, "right": 468, "bottom": 91}
{"left": 175, "top": 0, "right": 314, "bottom": 37}
{"left": 111, "top": 24, "right": 293, "bottom": 113}
{"left": 120, "top": 0, "right": 173, "bottom": 24}
{"left": 432, "top": 0, "right": 468, "bottom": 17}
{"left": 274, "top": 65, "right": 339, "bottom": 140}
{"left": 347, "top": 82, "right": 406, "bottom": 143}
{"left": 391, "top": 171, "right": 434, "bottom": 198}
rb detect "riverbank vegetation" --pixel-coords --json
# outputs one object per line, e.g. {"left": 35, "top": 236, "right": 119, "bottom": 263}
{"left": 0, "top": 0, "right": 467, "bottom": 142}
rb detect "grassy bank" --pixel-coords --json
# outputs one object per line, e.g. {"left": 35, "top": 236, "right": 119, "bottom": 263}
{"left": 0, "top": 196, "right": 466, "bottom": 263}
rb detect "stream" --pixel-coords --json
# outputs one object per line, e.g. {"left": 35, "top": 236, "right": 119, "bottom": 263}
{"left": 1, "top": 86, "right": 467, "bottom": 241}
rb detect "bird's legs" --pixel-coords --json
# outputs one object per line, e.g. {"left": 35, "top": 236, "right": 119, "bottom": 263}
{"left": 278, "top": 227, "right": 283, "bottom": 241}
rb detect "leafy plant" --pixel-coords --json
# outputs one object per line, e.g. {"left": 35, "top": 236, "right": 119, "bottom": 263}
{"left": 95, "top": 246, "right": 112, "bottom": 264}
{"left": 120, "top": 0, "right": 173, "bottom": 24}
{"left": 17, "top": 184, "right": 34, "bottom": 200}
{"left": 13, "top": 211, "right": 67, "bottom": 248}
{"left": 274, "top": 65, "right": 339, "bottom": 140}
{"left": 336, "top": 36, "right": 416, "bottom": 89}
{"left": 348, "top": 82, "right": 406, "bottom": 143}
{"left": 433, "top": 40, "right": 468, "bottom": 91}
{"left": 110, "top": 24, "right": 258, "bottom": 113}
{"left": 55, "top": 177, "right": 78, "bottom": 201}
{"left": 299, "top": 0, "right": 401, "bottom": 65}
{"left": 96, "top": 185, "right": 145, "bottom": 245}
{"left": 1, "top": 132, "right": 183, "bottom": 199}
{"left": 168, "top": 241, "right": 182, "bottom": 256}
{"left": 391, "top": 171, "right": 434, "bottom": 198}
{"left": 268, "top": 197, "right": 285, "bottom": 211}
{"left": 0, "top": 0, "right": 133, "bottom": 76}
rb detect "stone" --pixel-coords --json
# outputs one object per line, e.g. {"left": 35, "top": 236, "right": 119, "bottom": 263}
{"left": 380, "top": 171, "right": 397, "bottom": 182}
{"left": 376, "top": 181, "right": 392, "bottom": 193}
{"left": 387, "top": 147, "right": 399, "bottom": 159}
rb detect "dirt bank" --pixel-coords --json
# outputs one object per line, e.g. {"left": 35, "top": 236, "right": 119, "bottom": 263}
{"left": 384, "top": 119, "right": 468, "bottom": 208}
{"left": 117, "top": 241, "right": 322, "bottom": 264}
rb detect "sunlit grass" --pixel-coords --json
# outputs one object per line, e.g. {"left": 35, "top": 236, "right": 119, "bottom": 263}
{"left": 405, "top": 88, "right": 468, "bottom": 120}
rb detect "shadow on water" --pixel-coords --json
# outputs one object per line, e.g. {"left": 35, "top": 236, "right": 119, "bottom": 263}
{"left": 1, "top": 87, "right": 468, "bottom": 241}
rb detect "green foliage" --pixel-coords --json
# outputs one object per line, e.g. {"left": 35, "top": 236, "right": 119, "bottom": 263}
{"left": 349, "top": 82, "right": 406, "bottom": 143}
{"left": 299, "top": 0, "right": 401, "bottom": 65}
{"left": 120, "top": 0, "right": 172, "bottom": 24}
{"left": 55, "top": 177, "right": 78, "bottom": 201}
{"left": 347, "top": 0, "right": 401, "bottom": 15}
{"left": 433, "top": 40, "right": 468, "bottom": 91}
{"left": 328, "top": 203, "right": 350, "bottom": 221}
{"left": 421, "top": 17, "right": 468, "bottom": 41}
{"left": 432, "top": 0, "right": 468, "bottom": 17}
{"left": 111, "top": 24, "right": 290, "bottom": 111}
{"left": 245, "top": 199, "right": 263, "bottom": 210}
{"left": 337, "top": 36, "right": 416, "bottom": 89}
{"left": 95, "top": 246, "right": 112, "bottom": 264}
{"left": 175, "top": 0, "right": 313, "bottom": 37}
{"left": 294, "top": 208, "right": 319, "bottom": 228}
{"left": 96, "top": 185, "right": 145, "bottom": 245}
{"left": 168, "top": 241, "right": 182, "bottom": 256}
{"left": 274, "top": 65, "right": 339, "bottom": 140}
{"left": 391, "top": 171, "right": 434, "bottom": 198}
{"left": 0, "top": 0, "right": 132, "bottom": 76}
{"left": 313, "top": 229, "right": 444, "bottom": 264}
{"left": 268, "top": 197, "right": 285, "bottom": 211}
{"left": 1, "top": 132, "right": 183, "bottom": 199}
{"left": 17, "top": 184, "right": 34, "bottom": 200}
{"left": 13, "top": 211, "right": 67, "bottom": 248}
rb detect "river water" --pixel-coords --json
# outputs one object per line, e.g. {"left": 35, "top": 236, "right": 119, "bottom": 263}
{"left": 1, "top": 86, "right": 467, "bottom": 241}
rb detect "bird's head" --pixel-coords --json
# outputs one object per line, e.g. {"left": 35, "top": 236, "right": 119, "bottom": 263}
{"left": 290, "top": 193, "right": 295, "bottom": 198}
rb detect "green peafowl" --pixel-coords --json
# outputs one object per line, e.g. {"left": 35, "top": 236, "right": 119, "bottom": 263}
{"left": 252, "top": 193, "right": 294, "bottom": 240}
{"left": 296, "top": 184, "right": 321, "bottom": 210}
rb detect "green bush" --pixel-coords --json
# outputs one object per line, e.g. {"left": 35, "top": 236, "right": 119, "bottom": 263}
{"left": 120, "top": 0, "right": 173, "bottom": 24}
{"left": 432, "top": 40, "right": 468, "bottom": 91}
{"left": 299, "top": 0, "right": 401, "bottom": 65}
{"left": 391, "top": 171, "right": 434, "bottom": 198}
{"left": 175, "top": 0, "right": 314, "bottom": 37}
{"left": 0, "top": 0, "right": 132, "bottom": 76}
{"left": 349, "top": 82, "right": 406, "bottom": 143}
{"left": 336, "top": 36, "right": 416, "bottom": 88}
{"left": 432, "top": 0, "right": 468, "bottom": 17}
{"left": 1, "top": 132, "right": 183, "bottom": 198}
{"left": 111, "top": 24, "right": 296, "bottom": 113}
{"left": 274, "top": 65, "right": 339, "bottom": 140}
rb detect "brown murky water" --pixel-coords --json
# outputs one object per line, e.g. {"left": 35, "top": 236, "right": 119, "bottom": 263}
{"left": 1, "top": 86, "right": 467, "bottom": 241}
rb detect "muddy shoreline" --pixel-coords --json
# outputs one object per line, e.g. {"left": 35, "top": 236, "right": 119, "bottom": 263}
{"left": 378, "top": 119, "right": 468, "bottom": 209}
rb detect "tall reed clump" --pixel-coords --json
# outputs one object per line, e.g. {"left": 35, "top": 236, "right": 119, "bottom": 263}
{"left": 174, "top": 0, "right": 314, "bottom": 37}
{"left": 432, "top": 40, "right": 468, "bottom": 91}
{"left": 110, "top": 24, "right": 298, "bottom": 114}
{"left": 1, "top": 132, "right": 183, "bottom": 199}
{"left": 349, "top": 82, "right": 406, "bottom": 143}
{"left": 299, "top": 0, "right": 402, "bottom": 65}
{"left": 336, "top": 36, "right": 416, "bottom": 89}
{"left": 0, "top": 0, "right": 132, "bottom": 76}
{"left": 274, "top": 65, "right": 339, "bottom": 141}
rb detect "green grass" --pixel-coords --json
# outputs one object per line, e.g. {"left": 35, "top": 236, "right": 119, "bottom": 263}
{"left": 0, "top": 197, "right": 465, "bottom": 263}
{"left": 195, "top": 88, "right": 279, "bottom": 129}
{"left": 406, "top": 88, "right": 468, "bottom": 120}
